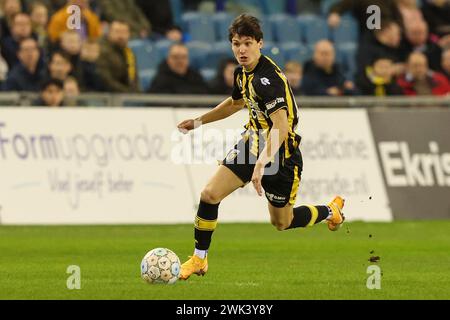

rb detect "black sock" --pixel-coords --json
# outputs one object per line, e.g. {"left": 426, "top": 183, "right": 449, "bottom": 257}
{"left": 287, "top": 205, "right": 330, "bottom": 229}
{"left": 194, "top": 201, "right": 219, "bottom": 250}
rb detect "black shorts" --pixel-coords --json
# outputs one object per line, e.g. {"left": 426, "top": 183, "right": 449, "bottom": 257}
{"left": 222, "top": 136, "right": 303, "bottom": 208}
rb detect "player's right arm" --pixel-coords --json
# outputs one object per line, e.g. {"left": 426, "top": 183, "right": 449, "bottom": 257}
{"left": 178, "top": 67, "right": 245, "bottom": 134}
{"left": 177, "top": 97, "right": 245, "bottom": 134}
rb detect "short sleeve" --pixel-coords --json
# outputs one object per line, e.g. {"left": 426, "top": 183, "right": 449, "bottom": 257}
{"left": 254, "top": 73, "right": 288, "bottom": 116}
{"left": 232, "top": 67, "right": 243, "bottom": 100}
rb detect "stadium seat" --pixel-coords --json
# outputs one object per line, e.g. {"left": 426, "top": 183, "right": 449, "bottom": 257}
{"left": 331, "top": 16, "right": 359, "bottom": 44}
{"left": 263, "top": 0, "right": 285, "bottom": 15}
{"left": 259, "top": 16, "right": 274, "bottom": 42}
{"left": 182, "top": 12, "right": 216, "bottom": 43}
{"left": 139, "top": 69, "right": 156, "bottom": 92}
{"left": 336, "top": 43, "right": 358, "bottom": 81}
{"left": 213, "top": 12, "right": 234, "bottom": 42}
{"left": 281, "top": 42, "right": 312, "bottom": 64}
{"left": 155, "top": 40, "right": 175, "bottom": 61}
{"left": 262, "top": 42, "right": 285, "bottom": 68}
{"left": 186, "top": 41, "right": 213, "bottom": 70}
{"left": 269, "top": 13, "right": 303, "bottom": 43}
{"left": 169, "top": 0, "right": 183, "bottom": 27}
{"left": 128, "top": 39, "right": 161, "bottom": 70}
{"left": 297, "top": 15, "right": 329, "bottom": 44}
{"left": 206, "top": 41, "right": 234, "bottom": 70}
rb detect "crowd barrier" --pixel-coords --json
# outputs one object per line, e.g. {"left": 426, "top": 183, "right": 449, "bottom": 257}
{"left": 0, "top": 106, "right": 449, "bottom": 224}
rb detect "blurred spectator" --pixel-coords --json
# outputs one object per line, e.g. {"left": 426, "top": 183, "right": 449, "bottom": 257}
{"left": 63, "top": 76, "right": 80, "bottom": 106}
{"left": 301, "top": 40, "right": 355, "bottom": 96}
{"left": 357, "top": 21, "right": 406, "bottom": 77}
{"left": 96, "top": 20, "right": 139, "bottom": 93}
{"left": 404, "top": 20, "right": 442, "bottom": 72}
{"left": 284, "top": 60, "right": 303, "bottom": 95}
{"left": 208, "top": 58, "right": 237, "bottom": 95}
{"left": 1, "top": 13, "right": 34, "bottom": 68}
{"left": 4, "top": 37, "right": 45, "bottom": 91}
{"left": 148, "top": 43, "right": 208, "bottom": 94}
{"left": 356, "top": 56, "right": 403, "bottom": 96}
{"left": 0, "top": 48, "right": 8, "bottom": 86}
{"left": 30, "top": 1, "right": 49, "bottom": 50}
{"left": 396, "top": 0, "right": 426, "bottom": 35}
{"left": 98, "top": 0, "right": 150, "bottom": 39}
{"left": 47, "top": 50, "right": 72, "bottom": 81}
{"left": 328, "top": 0, "right": 403, "bottom": 36}
{"left": 23, "top": 0, "right": 66, "bottom": 14}
{"left": 135, "top": 0, "right": 182, "bottom": 42}
{"left": 421, "top": 0, "right": 450, "bottom": 47}
{"left": 33, "top": 78, "right": 64, "bottom": 106}
{"left": 442, "top": 48, "right": 450, "bottom": 81}
{"left": 397, "top": 51, "right": 450, "bottom": 96}
{"left": 0, "top": 0, "right": 22, "bottom": 39}
{"left": 79, "top": 39, "right": 101, "bottom": 91}
{"left": 59, "top": 29, "right": 82, "bottom": 57}
{"left": 48, "top": 0, "right": 102, "bottom": 43}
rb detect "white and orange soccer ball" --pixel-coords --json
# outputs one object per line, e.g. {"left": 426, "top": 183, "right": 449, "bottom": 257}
{"left": 140, "top": 248, "right": 181, "bottom": 284}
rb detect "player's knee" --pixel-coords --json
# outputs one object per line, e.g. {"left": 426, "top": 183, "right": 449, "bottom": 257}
{"left": 271, "top": 220, "right": 289, "bottom": 231}
{"left": 200, "top": 187, "right": 222, "bottom": 205}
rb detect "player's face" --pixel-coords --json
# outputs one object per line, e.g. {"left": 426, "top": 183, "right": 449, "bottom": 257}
{"left": 231, "top": 35, "right": 262, "bottom": 70}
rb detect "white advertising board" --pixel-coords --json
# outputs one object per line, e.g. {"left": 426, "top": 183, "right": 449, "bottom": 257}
{"left": 0, "top": 108, "right": 193, "bottom": 224}
{"left": 0, "top": 108, "right": 392, "bottom": 224}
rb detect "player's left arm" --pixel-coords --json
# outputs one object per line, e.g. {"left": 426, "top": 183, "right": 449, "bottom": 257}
{"left": 252, "top": 109, "right": 289, "bottom": 196}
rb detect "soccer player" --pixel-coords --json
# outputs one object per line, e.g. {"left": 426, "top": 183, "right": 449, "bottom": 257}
{"left": 177, "top": 14, "right": 345, "bottom": 280}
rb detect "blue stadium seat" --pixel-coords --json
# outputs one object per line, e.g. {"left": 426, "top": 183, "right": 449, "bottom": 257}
{"left": 281, "top": 42, "right": 312, "bottom": 64}
{"left": 186, "top": 41, "right": 213, "bottom": 70}
{"left": 263, "top": 0, "right": 285, "bottom": 15}
{"left": 206, "top": 41, "right": 234, "bottom": 70}
{"left": 169, "top": 0, "right": 183, "bottom": 27}
{"left": 182, "top": 12, "right": 216, "bottom": 42}
{"left": 139, "top": 69, "right": 156, "bottom": 92}
{"left": 297, "top": 15, "right": 329, "bottom": 44}
{"left": 269, "top": 13, "right": 303, "bottom": 43}
{"left": 331, "top": 16, "right": 359, "bottom": 44}
{"left": 213, "top": 12, "right": 234, "bottom": 42}
{"left": 259, "top": 16, "right": 274, "bottom": 42}
{"left": 336, "top": 43, "right": 357, "bottom": 81}
{"left": 262, "top": 42, "right": 285, "bottom": 68}
{"left": 200, "top": 68, "right": 217, "bottom": 82}
{"left": 128, "top": 39, "right": 161, "bottom": 70}
{"left": 154, "top": 39, "right": 175, "bottom": 61}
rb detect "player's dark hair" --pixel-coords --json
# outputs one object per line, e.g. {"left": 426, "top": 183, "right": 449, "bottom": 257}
{"left": 228, "top": 14, "right": 263, "bottom": 42}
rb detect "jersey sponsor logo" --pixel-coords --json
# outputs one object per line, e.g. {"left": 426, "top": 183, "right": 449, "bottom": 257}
{"left": 260, "top": 77, "right": 271, "bottom": 86}
{"left": 225, "top": 149, "right": 240, "bottom": 162}
{"left": 265, "top": 192, "right": 286, "bottom": 203}
{"left": 265, "top": 98, "right": 285, "bottom": 111}
{"left": 250, "top": 107, "right": 268, "bottom": 120}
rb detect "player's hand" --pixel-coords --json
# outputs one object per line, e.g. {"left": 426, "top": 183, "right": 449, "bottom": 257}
{"left": 251, "top": 162, "right": 265, "bottom": 197}
{"left": 177, "top": 119, "right": 202, "bottom": 134}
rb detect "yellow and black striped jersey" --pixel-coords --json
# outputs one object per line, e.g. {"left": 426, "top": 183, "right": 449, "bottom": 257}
{"left": 232, "top": 55, "right": 301, "bottom": 159}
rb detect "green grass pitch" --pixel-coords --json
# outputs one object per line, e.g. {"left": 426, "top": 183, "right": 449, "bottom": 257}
{"left": 1, "top": 221, "right": 449, "bottom": 300}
